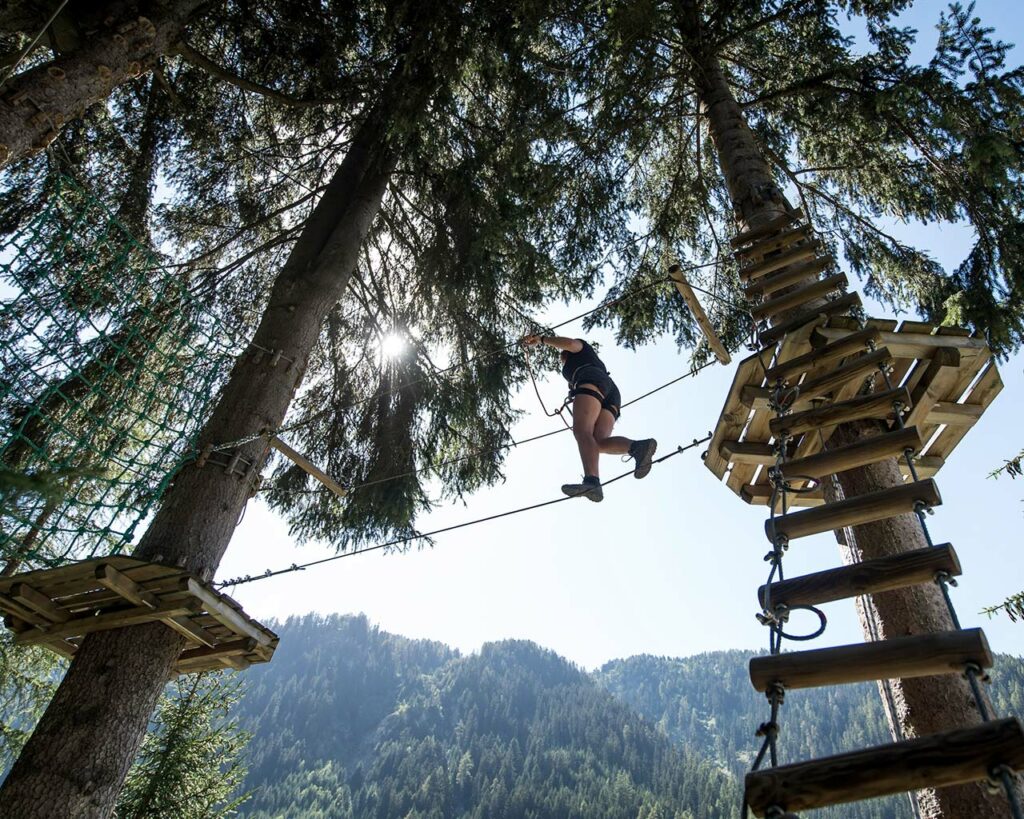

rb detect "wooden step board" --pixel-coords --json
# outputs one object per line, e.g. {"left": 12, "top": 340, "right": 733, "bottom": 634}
{"left": 731, "top": 209, "right": 804, "bottom": 249}
{"left": 750, "top": 273, "right": 848, "bottom": 323}
{"left": 668, "top": 265, "right": 731, "bottom": 364}
{"left": 0, "top": 557, "right": 278, "bottom": 675}
{"left": 778, "top": 426, "right": 923, "bottom": 481}
{"left": 740, "top": 240, "right": 823, "bottom": 283}
{"left": 744, "top": 257, "right": 831, "bottom": 299}
{"left": 765, "top": 479, "right": 941, "bottom": 542}
{"left": 736, "top": 224, "right": 811, "bottom": 264}
{"left": 758, "top": 292, "right": 862, "bottom": 347}
{"left": 770, "top": 387, "right": 910, "bottom": 438}
{"left": 748, "top": 628, "right": 991, "bottom": 692}
{"left": 765, "top": 328, "right": 881, "bottom": 385}
{"left": 744, "top": 718, "right": 1024, "bottom": 817}
{"left": 758, "top": 544, "right": 960, "bottom": 608}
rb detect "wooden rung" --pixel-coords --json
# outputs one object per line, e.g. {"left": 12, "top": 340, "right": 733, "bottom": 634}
{"left": 765, "top": 328, "right": 881, "bottom": 385}
{"left": 758, "top": 544, "right": 961, "bottom": 608}
{"left": 730, "top": 209, "right": 804, "bottom": 249}
{"left": 668, "top": 266, "right": 731, "bottom": 364}
{"left": 740, "top": 240, "right": 822, "bottom": 283}
{"left": 758, "top": 293, "right": 862, "bottom": 347}
{"left": 779, "top": 426, "right": 923, "bottom": 480}
{"left": 744, "top": 257, "right": 831, "bottom": 299}
{"left": 751, "top": 273, "right": 849, "bottom": 322}
{"left": 736, "top": 224, "right": 811, "bottom": 262}
{"left": 749, "top": 628, "right": 991, "bottom": 692}
{"left": 770, "top": 387, "right": 910, "bottom": 438}
{"left": 744, "top": 718, "right": 1024, "bottom": 816}
{"left": 766, "top": 479, "right": 941, "bottom": 542}
{"left": 793, "top": 347, "right": 890, "bottom": 402}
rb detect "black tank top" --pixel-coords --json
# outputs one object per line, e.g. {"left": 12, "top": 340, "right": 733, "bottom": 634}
{"left": 560, "top": 340, "right": 608, "bottom": 383}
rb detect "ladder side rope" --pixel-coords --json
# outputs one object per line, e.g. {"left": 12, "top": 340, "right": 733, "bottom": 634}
{"left": 217, "top": 433, "right": 712, "bottom": 588}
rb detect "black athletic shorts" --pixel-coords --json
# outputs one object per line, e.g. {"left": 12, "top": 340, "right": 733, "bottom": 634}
{"left": 570, "top": 364, "right": 621, "bottom": 419}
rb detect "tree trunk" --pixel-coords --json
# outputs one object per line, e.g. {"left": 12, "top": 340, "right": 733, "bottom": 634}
{"left": 679, "top": 6, "right": 1014, "bottom": 815}
{"left": 0, "top": 84, "right": 409, "bottom": 818}
{"left": 0, "top": 0, "right": 205, "bottom": 169}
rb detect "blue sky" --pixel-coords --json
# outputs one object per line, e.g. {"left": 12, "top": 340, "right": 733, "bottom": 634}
{"left": 217, "top": 0, "right": 1024, "bottom": 671}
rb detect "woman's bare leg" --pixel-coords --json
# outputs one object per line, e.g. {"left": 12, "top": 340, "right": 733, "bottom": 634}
{"left": 594, "top": 409, "right": 631, "bottom": 454}
{"left": 571, "top": 389, "right": 604, "bottom": 477}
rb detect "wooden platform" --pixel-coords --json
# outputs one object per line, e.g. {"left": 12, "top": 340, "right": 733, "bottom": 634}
{"left": 0, "top": 557, "right": 278, "bottom": 675}
{"left": 705, "top": 316, "right": 1002, "bottom": 508}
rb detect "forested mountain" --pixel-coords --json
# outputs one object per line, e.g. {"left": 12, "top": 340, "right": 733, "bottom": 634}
{"left": 234, "top": 615, "right": 1024, "bottom": 819}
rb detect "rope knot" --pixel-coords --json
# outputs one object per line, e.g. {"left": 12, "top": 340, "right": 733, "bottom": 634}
{"left": 756, "top": 721, "right": 779, "bottom": 739}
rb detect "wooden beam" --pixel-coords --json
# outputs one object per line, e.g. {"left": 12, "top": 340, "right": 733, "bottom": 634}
{"left": 742, "top": 484, "right": 824, "bottom": 507}
{"left": 758, "top": 543, "right": 960, "bottom": 608}
{"left": 668, "top": 266, "right": 731, "bottom": 364}
{"left": 705, "top": 353, "right": 767, "bottom": 480}
{"left": 765, "top": 328, "right": 880, "bottom": 385}
{"left": 927, "top": 402, "right": 984, "bottom": 426}
{"left": 94, "top": 563, "right": 160, "bottom": 609}
{"left": 10, "top": 583, "right": 70, "bottom": 624}
{"left": 744, "top": 718, "right": 1024, "bottom": 816}
{"left": 740, "top": 240, "right": 822, "bottom": 283}
{"left": 793, "top": 348, "right": 890, "bottom": 402}
{"left": 744, "top": 257, "right": 831, "bottom": 299}
{"left": 928, "top": 362, "right": 1003, "bottom": 460}
{"left": 769, "top": 387, "right": 909, "bottom": 438}
{"left": 903, "top": 348, "right": 961, "bottom": 429}
{"left": 730, "top": 209, "right": 803, "bottom": 249}
{"left": 748, "top": 628, "right": 991, "bottom": 692}
{"left": 779, "top": 427, "right": 923, "bottom": 481}
{"left": 13, "top": 598, "right": 202, "bottom": 645}
{"left": 270, "top": 437, "right": 348, "bottom": 498}
{"left": 812, "top": 327, "right": 989, "bottom": 360}
{"left": 765, "top": 479, "right": 941, "bottom": 542}
{"left": 758, "top": 293, "right": 861, "bottom": 347}
{"left": 740, "top": 385, "right": 772, "bottom": 410}
{"left": 720, "top": 440, "right": 775, "bottom": 465}
{"left": 185, "top": 578, "right": 275, "bottom": 647}
{"left": 750, "top": 273, "right": 848, "bottom": 322}
{"left": 0, "top": 591, "right": 53, "bottom": 629}
{"left": 162, "top": 615, "right": 219, "bottom": 648}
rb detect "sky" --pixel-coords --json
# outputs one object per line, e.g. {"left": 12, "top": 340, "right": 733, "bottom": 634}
{"left": 216, "top": 0, "right": 1024, "bottom": 672}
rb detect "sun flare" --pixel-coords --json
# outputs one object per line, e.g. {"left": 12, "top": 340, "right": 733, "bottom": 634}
{"left": 379, "top": 332, "right": 406, "bottom": 360}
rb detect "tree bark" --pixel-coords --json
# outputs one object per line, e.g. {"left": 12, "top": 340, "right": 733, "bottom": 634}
{"left": 0, "top": 63, "right": 422, "bottom": 814}
{"left": 678, "top": 4, "right": 1017, "bottom": 815}
{"left": 0, "top": 0, "right": 206, "bottom": 169}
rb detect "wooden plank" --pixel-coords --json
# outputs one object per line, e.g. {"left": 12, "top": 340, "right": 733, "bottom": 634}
{"left": 794, "top": 348, "right": 890, "bottom": 402}
{"left": 765, "top": 479, "right": 941, "bottom": 542}
{"left": 736, "top": 224, "right": 811, "bottom": 263}
{"left": 0, "top": 591, "right": 53, "bottom": 629}
{"left": 162, "top": 615, "right": 218, "bottom": 648}
{"left": 95, "top": 563, "right": 160, "bottom": 609}
{"left": 928, "top": 361, "right": 1003, "bottom": 460}
{"left": 812, "top": 327, "right": 989, "bottom": 360}
{"left": 770, "top": 387, "right": 910, "bottom": 438}
{"left": 767, "top": 329, "right": 880, "bottom": 385}
{"left": 742, "top": 484, "right": 824, "bottom": 507}
{"left": 750, "top": 273, "right": 848, "bottom": 322}
{"left": 721, "top": 441, "right": 775, "bottom": 466}
{"left": 16, "top": 563, "right": 184, "bottom": 604}
{"left": 14, "top": 599, "right": 202, "bottom": 645}
{"left": 758, "top": 543, "right": 961, "bottom": 608}
{"left": 0, "top": 557, "right": 151, "bottom": 597}
{"left": 706, "top": 352, "right": 768, "bottom": 480}
{"left": 758, "top": 293, "right": 862, "bottom": 347}
{"left": 903, "top": 348, "right": 961, "bottom": 429}
{"left": 730, "top": 209, "right": 803, "bottom": 249}
{"left": 270, "top": 437, "right": 348, "bottom": 498}
{"left": 10, "top": 583, "right": 70, "bottom": 623}
{"left": 748, "top": 629, "right": 991, "bottom": 692}
{"left": 744, "top": 257, "right": 832, "bottom": 299}
{"left": 740, "top": 240, "right": 822, "bottom": 283}
{"left": 185, "top": 578, "right": 275, "bottom": 647}
{"left": 744, "top": 718, "right": 1024, "bottom": 816}
{"left": 779, "top": 427, "right": 923, "bottom": 481}
{"left": 668, "top": 266, "right": 731, "bottom": 364}
{"left": 897, "top": 320, "right": 937, "bottom": 334}
{"left": 927, "top": 402, "right": 984, "bottom": 426}
{"left": 740, "top": 385, "right": 772, "bottom": 411}
{"left": 175, "top": 638, "right": 258, "bottom": 672}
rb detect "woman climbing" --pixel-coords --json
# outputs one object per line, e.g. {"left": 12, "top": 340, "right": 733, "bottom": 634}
{"left": 522, "top": 334, "right": 657, "bottom": 502}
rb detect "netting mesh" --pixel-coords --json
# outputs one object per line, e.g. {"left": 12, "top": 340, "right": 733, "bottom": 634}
{"left": 0, "top": 176, "right": 237, "bottom": 569}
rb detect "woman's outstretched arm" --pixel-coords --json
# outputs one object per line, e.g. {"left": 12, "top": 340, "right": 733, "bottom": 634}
{"left": 522, "top": 334, "right": 583, "bottom": 353}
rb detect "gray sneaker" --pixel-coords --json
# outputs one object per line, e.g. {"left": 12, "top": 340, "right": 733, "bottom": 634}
{"left": 561, "top": 476, "right": 604, "bottom": 502}
{"left": 629, "top": 439, "right": 658, "bottom": 479}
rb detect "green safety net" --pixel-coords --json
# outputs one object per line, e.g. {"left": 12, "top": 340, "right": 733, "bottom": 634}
{"left": 0, "top": 176, "right": 238, "bottom": 570}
